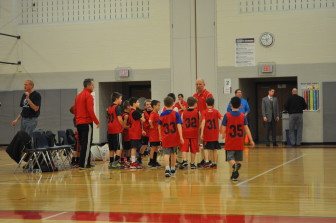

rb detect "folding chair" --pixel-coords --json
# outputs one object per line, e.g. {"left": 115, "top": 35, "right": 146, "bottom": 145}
{"left": 19, "top": 131, "right": 55, "bottom": 173}
{"left": 57, "top": 130, "right": 73, "bottom": 166}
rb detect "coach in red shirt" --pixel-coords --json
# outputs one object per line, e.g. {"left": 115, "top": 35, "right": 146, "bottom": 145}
{"left": 193, "top": 78, "right": 213, "bottom": 113}
{"left": 74, "top": 78, "right": 100, "bottom": 169}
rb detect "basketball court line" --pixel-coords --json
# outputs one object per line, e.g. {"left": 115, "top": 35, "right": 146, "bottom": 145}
{"left": 41, "top": 211, "right": 67, "bottom": 220}
{"left": 236, "top": 154, "right": 307, "bottom": 186}
{"left": 0, "top": 163, "right": 16, "bottom": 166}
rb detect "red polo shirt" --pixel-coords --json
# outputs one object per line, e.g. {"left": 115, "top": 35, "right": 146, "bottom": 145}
{"left": 193, "top": 89, "right": 213, "bottom": 113}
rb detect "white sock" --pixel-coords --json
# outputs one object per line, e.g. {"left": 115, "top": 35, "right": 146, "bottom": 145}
{"left": 165, "top": 166, "right": 170, "bottom": 171}
{"left": 131, "top": 156, "right": 136, "bottom": 163}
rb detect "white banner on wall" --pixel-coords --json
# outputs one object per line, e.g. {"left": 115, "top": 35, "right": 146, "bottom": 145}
{"left": 235, "top": 38, "right": 255, "bottom": 67}
{"left": 224, "top": 78, "right": 232, "bottom": 94}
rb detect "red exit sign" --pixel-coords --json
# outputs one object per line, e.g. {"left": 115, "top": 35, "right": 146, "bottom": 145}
{"left": 262, "top": 65, "right": 273, "bottom": 73}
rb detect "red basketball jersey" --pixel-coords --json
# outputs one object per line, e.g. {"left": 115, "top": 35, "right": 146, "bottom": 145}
{"left": 159, "top": 110, "right": 181, "bottom": 148}
{"left": 182, "top": 108, "right": 200, "bottom": 139}
{"left": 129, "top": 109, "right": 142, "bottom": 140}
{"left": 122, "top": 112, "right": 130, "bottom": 142}
{"left": 174, "top": 101, "right": 188, "bottom": 116}
{"left": 107, "top": 104, "right": 123, "bottom": 134}
{"left": 149, "top": 111, "right": 160, "bottom": 142}
{"left": 202, "top": 108, "right": 222, "bottom": 142}
{"left": 143, "top": 110, "right": 151, "bottom": 137}
{"left": 224, "top": 112, "right": 245, "bottom": 151}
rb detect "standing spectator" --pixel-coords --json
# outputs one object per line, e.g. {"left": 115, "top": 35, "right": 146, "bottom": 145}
{"left": 262, "top": 88, "right": 280, "bottom": 146}
{"left": 12, "top": 80, "right": 41, "bottom": 135}
{"left": 226, "top": 89, "right": 250, "bottom": 116}
{"left": 175, "top": 94, "right": 188, "bottom": 115}
{"left": 193, "top": 78, "right": 213, "bottom": 113}
{"left": 74, "top": 78, "right": 100, "bottom": 170}
{"left": 284, "top": 88, "right": 308, "bottom": 146}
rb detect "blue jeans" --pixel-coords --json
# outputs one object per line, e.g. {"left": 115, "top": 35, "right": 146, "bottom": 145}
{"left": 21, "top": 117, "right": 38, "bottom": 136}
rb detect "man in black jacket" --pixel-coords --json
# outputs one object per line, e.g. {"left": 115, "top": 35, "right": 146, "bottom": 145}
{"left": 284, "top": 88, "right": 308, "bottom": 146}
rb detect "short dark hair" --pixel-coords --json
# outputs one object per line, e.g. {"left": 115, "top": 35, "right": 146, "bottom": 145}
{"left": 268, "top": 88, "right": 274, "bottom": 92}
{"left": 164, "top": 96, "right": 174, "bottom": 107}
{"left": 230, "top": 96, "right": 241, "bottom": 109}
{"left": 206, "top": 97, "right": 215, "bottom": 106}
{"left": 129, "top": 97, "right": 138, "bottom": 106}
{"left": 167, "top": 93, "right": 176, "bottom": 101}
{"left": 187, "top": 97, "right": 198, "bottom": 107}
{"left": 151, "top": 100, "right": 160, "bottom": 107}
{"left": 83, "top": 78, "right": 94, "bottom": 88}
{"left": 235, "top": 89, "right": 242, "bottom": 94}
{"left": 123, "top": 100, "right": 130, "bottom": 109}
{"left": 178, "top": 93, "right": 184, "bottom": 98}
{"left": 111, "top": 92, "right": 122, "bottom": 103}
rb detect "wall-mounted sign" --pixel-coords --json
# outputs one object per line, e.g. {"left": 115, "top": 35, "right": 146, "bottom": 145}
{"left": 235, "top": 38, "right": 255, "bottom": 67}
{"left": 301, "top": 83, "right": 320, "bottom": 111}
{"left": 118, "top": 69, "right": 129, "bottom": 77}
{"left": 258, "top": 62, "right": 276, "bottom": 76}
{"left": 224, "top": 78, "right": 232, "bottom": 94}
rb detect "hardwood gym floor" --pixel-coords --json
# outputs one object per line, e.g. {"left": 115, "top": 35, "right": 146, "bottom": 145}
{"left": 0, "top": 145, "right": 335, "bottom": 223}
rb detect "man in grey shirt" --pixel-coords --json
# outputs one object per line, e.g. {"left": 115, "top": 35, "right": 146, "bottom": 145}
{"left": 262, "top": 88, "right": 280, "bottom": 146}
{"left": 284, "top": 88, "right": 307, "bottom": 146}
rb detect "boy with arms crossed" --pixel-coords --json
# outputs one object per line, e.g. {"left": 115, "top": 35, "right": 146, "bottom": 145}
{"left": 121, "top": 100, "right": 131, "bottom": 167}
{"left": 129, "top": 97, "right": 146, "bottom": 169}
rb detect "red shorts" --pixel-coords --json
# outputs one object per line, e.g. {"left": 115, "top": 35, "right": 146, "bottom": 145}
{"left": 180, "top": 138, "right": 199, "bottom": 153}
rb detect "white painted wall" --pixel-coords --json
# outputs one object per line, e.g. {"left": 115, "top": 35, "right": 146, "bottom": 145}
{"left": 216, "top": 0, "right": 336, "bottom": 143}
{"left": 0, "top": 1, "right": 20, "bottom": 75}
{"left": 171, "top": 0, "right": 197, "bottom": 98}
{"left": 0, "top": 0, "right": 171, "bottom": 142}
{"left": 217, "top": 0, "right": 336, "bottom": 67}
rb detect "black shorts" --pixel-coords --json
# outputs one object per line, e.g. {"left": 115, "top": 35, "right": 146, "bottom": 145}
{"left": 226, "top": 150, "right": 243, "bottom": 162}
{"left": 150, "top": 141, "right": 161, "bottom": 147}
{"left": 123, "top": 141, "right": 131, "bottom": 150}
{"left": 141, "top": 136, "right": 149, "bottom": 146}
{"left": 204, "top": 141, "right": 221, "bottom": 150}
{"left": 108, "top": 133, "right": 123, "bottom": 151}
{"left": 130, "top": 139, "right": 142, "bottom": 150}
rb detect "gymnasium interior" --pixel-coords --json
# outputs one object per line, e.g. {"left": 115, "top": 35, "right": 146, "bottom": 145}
{"left": 0, "top": 0, "right": 335, "bottom": 222}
